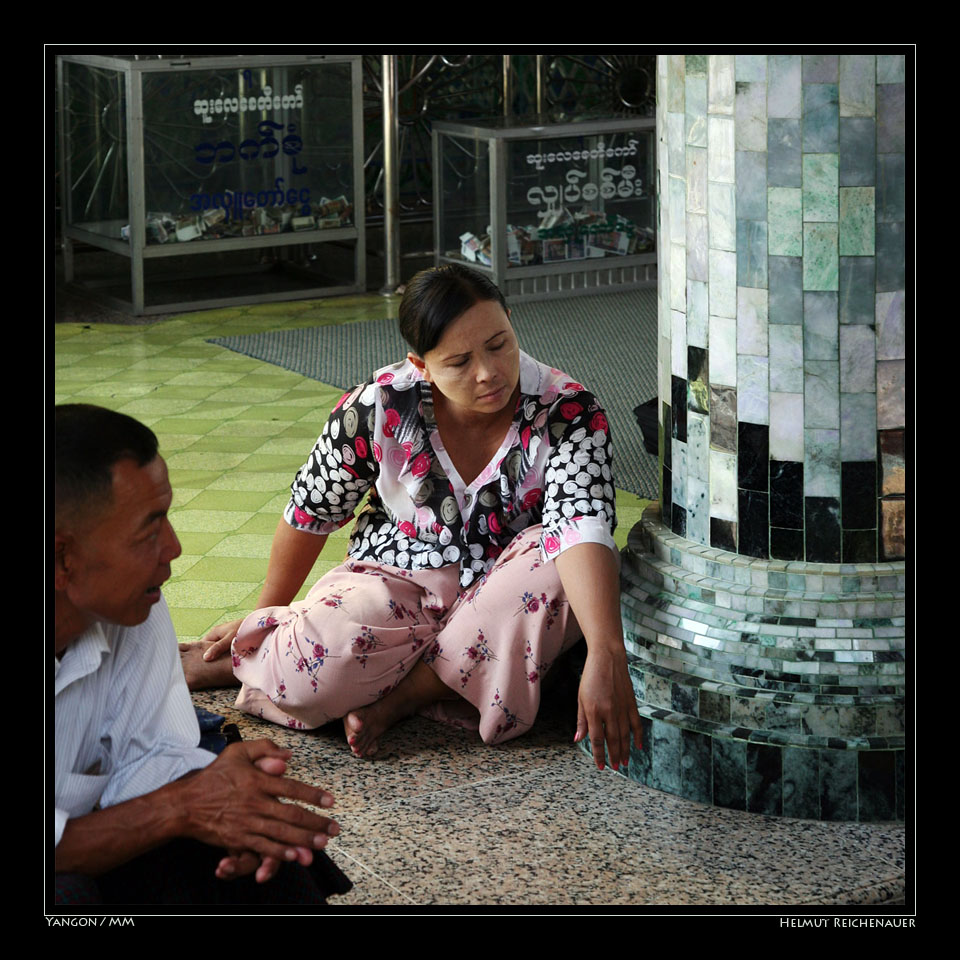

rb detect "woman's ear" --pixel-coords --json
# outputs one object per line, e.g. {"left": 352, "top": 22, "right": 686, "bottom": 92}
{"left": 407, "top": 351, "right": 430, "bottom": 381}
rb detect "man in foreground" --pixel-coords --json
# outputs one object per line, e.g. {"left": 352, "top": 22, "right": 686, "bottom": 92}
{"left": 53, "top": 404, "right": 350, "bottom": 906}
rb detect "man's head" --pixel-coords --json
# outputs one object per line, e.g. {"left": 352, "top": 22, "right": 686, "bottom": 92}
{"left": 55, "top": 405, "right": 181, "bottom": 652}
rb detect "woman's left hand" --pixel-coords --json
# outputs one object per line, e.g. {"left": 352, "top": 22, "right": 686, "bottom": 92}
{"left": 575, "top": 644, "right": 643, "bottom": 771}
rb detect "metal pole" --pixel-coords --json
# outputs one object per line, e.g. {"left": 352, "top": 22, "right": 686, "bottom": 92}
{"left": 536, "top": 55, "right": 544, "bottom": 115}
{"left": 380, "top": 55, "right": 400, "bottom": 295}
{"left": 502, "top": 55, "right": 512, "bottom": 118}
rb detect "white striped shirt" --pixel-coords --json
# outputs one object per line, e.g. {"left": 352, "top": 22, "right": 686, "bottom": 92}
{"left": 54, "top": 596, "right": 213, "bottom": 845}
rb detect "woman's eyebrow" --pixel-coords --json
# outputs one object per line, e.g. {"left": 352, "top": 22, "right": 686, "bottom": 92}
{"left": 439, "top": 330, "right": 507, "bottom": 363}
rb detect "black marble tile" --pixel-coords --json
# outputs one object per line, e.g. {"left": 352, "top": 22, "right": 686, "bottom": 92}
{"left": 842, "top": 460, "right": 877, "bottom": 528}
{"left": 671, "top": 503, "right": 686, "bottom": 537}
{"left": 839, "top": 256, "right": 876, "bottom": 324}
{"left": 839, "top": 117, "right": 876, "bottom": 186}
{"left": 803, "top": 83, "right": 839, "bottom": 153}
{"left": 710, "top": 518, "right": 737, "bottom": 553}
{"left": 895, "top": 749, "right": 904, "bottom": 821}
{"left": 738, "top": 490, "right": 769, "bottom": 559}
{"left": 843, "top": 529, "right": 877, "bottom": 563}
{"left": 687, "top": 347, "right": 709, "bottom": 415}
{"left": 769, "top": 256, "right": 803, "bottom": 324}
{"left": 877, "top": 83, "right": 905, "bottom": 152}
{"left": 771, "top": 527, "right": 804, "bottom": 561}
{"left": 713, "top": 738, "right": 746, "bottom": 811}
{"left": 680, "top": 729, "right": 713, "bottom": 805}
{"left": 661, "top": 465, "right": 672, "bottom": 518}
{"left": 820, "top": 749, "right": 858, "bottom": 821}
{"left": 767, "top": 118, "right": 802, "bottom": 187}
{"left": 671, "top": 682, "right": 698, "bottom": 717}
{"left": 671, "top": 376, "right": 687, "bottom": 441}
{"left": 747, "top": 743, "right": 783, "bottom": 817}
{"left": 770, "top": 460, "right": 803, "bottom": 527}
{"left": 877, "top": 222, "right": 905, "bottom": 293}
{"left": 662, "top": 402, "right": 672, "bottom": 468}
{"left": 858, "top": 751, "right": 897, "bottom": 822}
{"left": 699, "top": 689, "right": 730, "bottom": 723}
{"left": 738, "top": 422, "right": 769, "bottom": 491}
{"left": 805, "top": 497, "right": 841, "bottom": 563}
{"left": 628, "top": 715, "right": 653, "bottom": 786}
{"left": 876, "top": 153, "right": 905, "bottom": 222}
{"left": 649, "top": 718, "right": 682, "bottom": 796}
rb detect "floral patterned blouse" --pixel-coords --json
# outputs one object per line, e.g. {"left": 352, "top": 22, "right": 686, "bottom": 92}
{"left": 284, "top": 351, "right": 617, "bottom": 589}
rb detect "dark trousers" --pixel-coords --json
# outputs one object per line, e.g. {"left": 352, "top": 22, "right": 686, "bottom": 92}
{"left": 54, "top": 838, "right": 351, "bottom": 908}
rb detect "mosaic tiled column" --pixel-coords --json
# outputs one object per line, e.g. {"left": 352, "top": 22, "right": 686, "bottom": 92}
{"left": 604, "top": 54, "right": 907, "bottom": 821}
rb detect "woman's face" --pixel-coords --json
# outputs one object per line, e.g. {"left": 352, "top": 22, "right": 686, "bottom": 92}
{"left": 411, "top": 299, "right": 520, "bottom": 418}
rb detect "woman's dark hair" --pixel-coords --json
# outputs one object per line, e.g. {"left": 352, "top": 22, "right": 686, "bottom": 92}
{"left": 398, "top": 264, "right": 508, "bottom": 357}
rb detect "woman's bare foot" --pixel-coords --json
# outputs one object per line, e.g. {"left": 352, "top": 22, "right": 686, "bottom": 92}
{"left": 179, "top": 641, "right": 241, "bottom": 690}
{"left": 343, "top": 660, "right": 454, "bottom": 758}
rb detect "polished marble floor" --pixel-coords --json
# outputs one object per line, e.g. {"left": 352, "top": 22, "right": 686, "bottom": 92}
{"left": 53, "top": 291, "right": 907, "bottom": 910}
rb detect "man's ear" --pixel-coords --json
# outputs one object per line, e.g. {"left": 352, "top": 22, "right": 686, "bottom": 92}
{"left": 54, "top": 532, "right": 75, "bottom": 591}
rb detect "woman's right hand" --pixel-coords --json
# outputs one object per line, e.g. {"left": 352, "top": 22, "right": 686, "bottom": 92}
{"left": 200, "top": 618, "right": 245, "bottom": 661}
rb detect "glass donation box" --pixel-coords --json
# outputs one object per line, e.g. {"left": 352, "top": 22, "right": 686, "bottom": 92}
{"left": 432, "top": 114, "right": 656, "bottom": 302}
{"left": 57, "top": 54, "right": 365, "bottom": 314}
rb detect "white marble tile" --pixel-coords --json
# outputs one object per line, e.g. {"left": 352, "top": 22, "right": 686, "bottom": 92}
{"left": 738, "top": 355, "right": 770, "bottom": 424}
{"left": 803, "top": 292, "right": 839, "bottom": 361}
{"left": 839, "top": 54, "right": 876, "bottom": 118}
{"left": 686, "top": 212, "right": 709, "bottom": 281}
{"left": 709, "top": 249, "right": 737, "bottom": 319}
{"left": 686, "top": 74, "right": 708, "bottom": 146}
{"left": 708, "top": 116, "right": 736, "bottom": 183}
{"left": 687, "top": 280, "right": 709, "bottom": 348}
{"left": 736, "top": 55, "right": 767, "bottom": 82}
{"left": 737, "top": 286, "right": 769, "bottom": 356}
{"left": 770, "top": 324, "right": 803, "bottom": 392}
{"left": 672, "top": 439, "right": 687, "bottom": 507}
{"left": 688, "top": 411, "right": 709, "bottom": 480}
{"left": 708, "top": 180, "right": 736, "bottom": 252}
{"left": 659, "top": 332, "right": 672, "bottom": 406}
{"left": 670, "top": 243, "right": 687, "bottom": 312}
{"left": 840, "top": 392, "right": 878, "bottom": 460}
{"left": 767, "top": 54, "right": 801, "bottom": 119}
{"left": 735, "top": 81, "right": 767, "bottom": 153}
{"left": 710, "top": 449, "right": 738, "bottom": 520}
{"left": 669, "top": 174, "right": 686, "bottom": 240}
{"left": 770, "top": 392, "right": 805, "bottom": 461}
{"left": 839, "top": 325, "right": 877, "bottom": 392}
{"left": 667, "top": 111, "right": 686, "bottom": 175}
{"left": 706, "top": 56, "right": 735, "bottom": 120}
{"left": 804, "top": 360, "right": 840, "bottom": 428}
{"left": 804, "top": 428, "right": 841, "bottom": 497}
{"left": 709, "top": 315, "right": 738, "bottom": 386}
{"left": 671, "top": 309, "right": 688, "bottom": 378}
{"left": 686, "top": 146, "right": 708, "bottom": 214}
{"left": 876, "top": 291, "right": 905, "bottom": 360}
{"left": 686, "top": 476, "right": 710, "bottom": 544}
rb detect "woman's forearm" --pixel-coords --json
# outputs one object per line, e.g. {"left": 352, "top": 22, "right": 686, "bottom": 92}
{"left": 554, "top": 541, "right": 624, "bottom": 652}
{"left": 256, "top": 519, "right": 329, "bottom": 607}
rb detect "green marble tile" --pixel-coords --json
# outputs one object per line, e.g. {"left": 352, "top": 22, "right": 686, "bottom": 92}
{"left": 686, "top": 54, "right": 707, "bottom": 75}
{"left": 168, "top": 509, "right": 253, "bottom": 533}
{"left": 178, "top": 555, "right": 268, "bottom": 582}
{"left": 839, "top": 55, "right": 875, "bottom": 118}
{"left": 237, "top": 511, "right": 286, "bottom": 535}
{"left": 186, "top": 434, "right": 266, "bottom": 454}
{"left": 174, "top": 531, "right": 230, "bottom": 555}
{"left": 206, "top": 533, "right": 277, "bottom": 558}
{"left": 167, "top": 468, "right": 227, "bottom": 489}
{"left": 803, "top": 223, "right": 839, "bottom": 291}
{"left": 187, "top": 489, "right": 277, "bottom": 512}
{"left": 802, "top": 154, "right": 839, "bottom": 222}
{"left": 839, "top": 187, "right": 876, "bottom": 255}
{"left": 768, "top": 188, "right": 803, "bottom": 256}
{"left": 239, "top": 454, "right": 305, "bottom": 473}
{"left": 168, "top": 607, "right": 238, "bottom": 641}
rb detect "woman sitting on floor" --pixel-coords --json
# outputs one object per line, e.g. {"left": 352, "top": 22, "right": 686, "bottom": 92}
{"left": 182, "top": 264, "right": 641, "bottom": 769}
